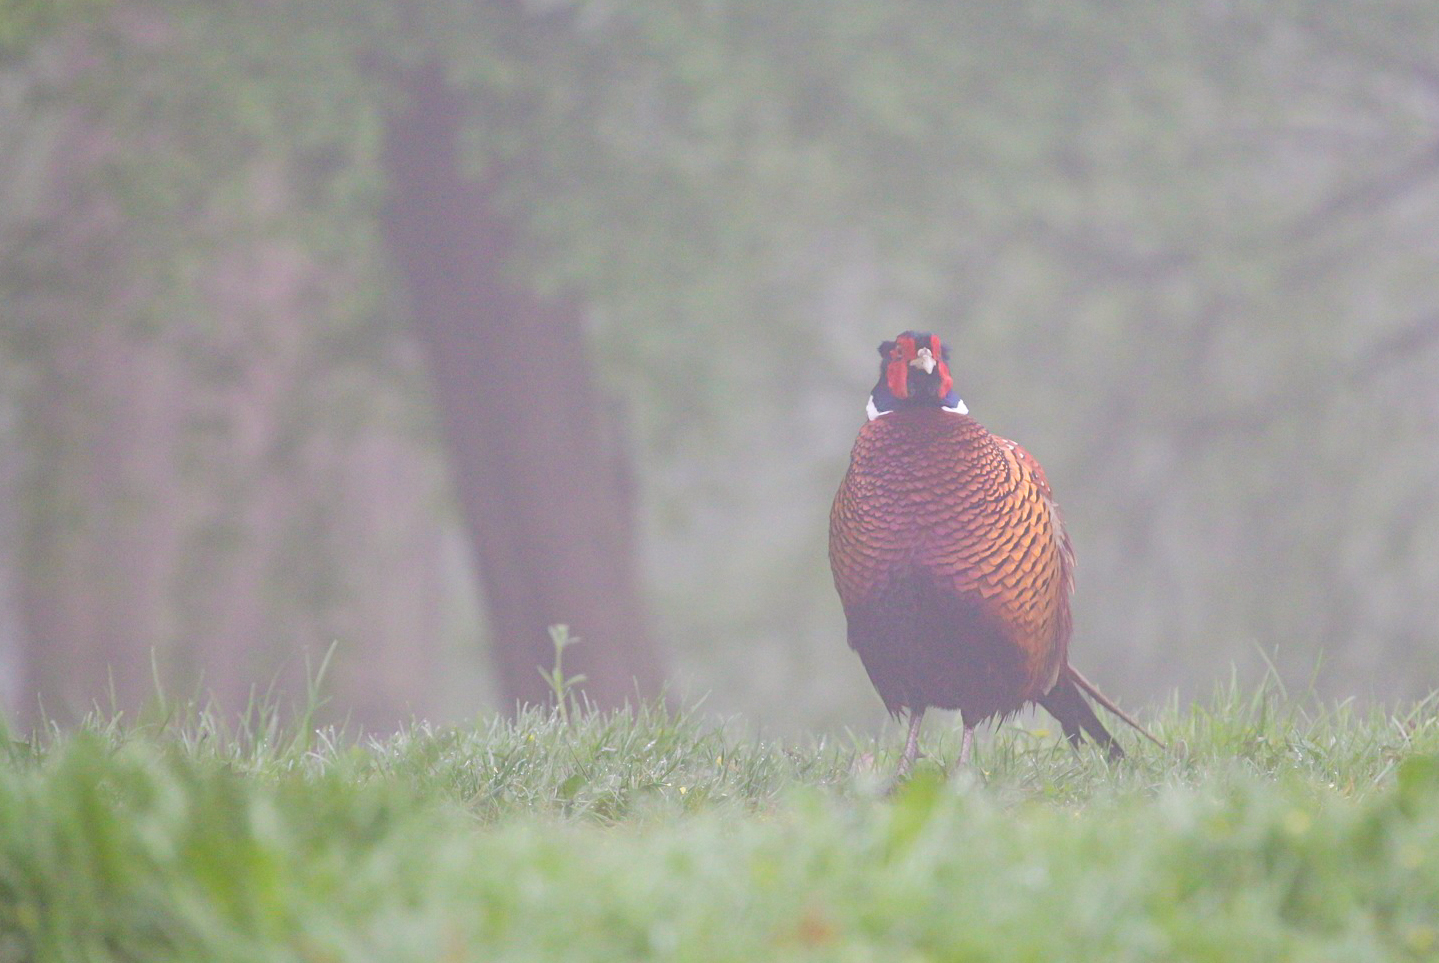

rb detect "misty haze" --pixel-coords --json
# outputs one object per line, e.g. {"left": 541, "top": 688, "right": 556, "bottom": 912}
{"left": 3, "top": 3, "right": 1437, "bottom": 737}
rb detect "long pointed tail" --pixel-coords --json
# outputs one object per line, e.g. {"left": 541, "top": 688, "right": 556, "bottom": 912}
{"left": 1065, "top": 664, "right": 1166, "bottom": 749}
{"left": 1038, "top": 672, "right": 1125, "bottom": 760}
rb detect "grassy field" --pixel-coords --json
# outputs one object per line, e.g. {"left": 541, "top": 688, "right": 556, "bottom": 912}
{"left": 4, "top": 670, "right": 1439, "bottom": 962}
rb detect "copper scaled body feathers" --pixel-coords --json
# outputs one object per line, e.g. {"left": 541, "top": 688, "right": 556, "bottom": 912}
{"left": 830, "top": 332, "right": 1149, "bottom": 777}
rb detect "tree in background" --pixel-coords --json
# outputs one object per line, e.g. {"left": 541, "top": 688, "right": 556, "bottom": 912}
{"left": 381, "top": 64, "right": 661, "bottom": 707}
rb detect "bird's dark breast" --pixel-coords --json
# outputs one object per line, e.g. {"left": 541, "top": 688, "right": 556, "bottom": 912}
{"left": 843, "top": 569, "right": 1029, "bottom": 720}
{"left": 829, "top": 408, "right": 1055, "bottom": 721}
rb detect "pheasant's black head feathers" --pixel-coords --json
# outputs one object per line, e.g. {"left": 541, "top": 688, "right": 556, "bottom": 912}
{"left": 868, "top": 331, "right": 967, "bottom": 419}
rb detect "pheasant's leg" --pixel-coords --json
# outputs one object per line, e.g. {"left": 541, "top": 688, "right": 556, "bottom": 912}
{"left": 956, "top": 723, "right": 975, "bottom": 768}
{"left": 895, "top": 708, "right": 925, "bottom": 780}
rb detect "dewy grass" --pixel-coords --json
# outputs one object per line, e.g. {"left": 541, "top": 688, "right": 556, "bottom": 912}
{"left": 4, "top": 671, "right": 1439, "bottom": 961}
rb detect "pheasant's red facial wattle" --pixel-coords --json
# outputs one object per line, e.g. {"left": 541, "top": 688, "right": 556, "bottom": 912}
{"left": 886, "top": 335, "right": 918, "bottom": 400}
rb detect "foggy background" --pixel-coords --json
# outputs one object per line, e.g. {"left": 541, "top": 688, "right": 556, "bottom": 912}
{"left": 3, "top": 2, "right": 1438, "bottom": 735}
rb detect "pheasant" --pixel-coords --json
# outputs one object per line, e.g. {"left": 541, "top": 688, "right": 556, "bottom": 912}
{"left": 829, "top": 331, "right": 1156, "bottom": 778}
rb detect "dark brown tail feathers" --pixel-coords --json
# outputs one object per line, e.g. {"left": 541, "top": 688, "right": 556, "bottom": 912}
{"left": 1038, "top": 665, "right": 1167, "bottom": 759}
{"left": 1039, "top": 672, "right": 1125, "bottom": 760}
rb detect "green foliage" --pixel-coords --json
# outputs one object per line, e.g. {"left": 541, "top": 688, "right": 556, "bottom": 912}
{"left": 5, "top": 683, "right": 1439, "bottom": 959}
{"left": 537, "top": 624, "right": 586, "bottom": 726}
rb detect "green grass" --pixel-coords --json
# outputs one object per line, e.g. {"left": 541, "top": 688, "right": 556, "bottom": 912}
{"left": 5, "top": 674, "right": 1439, "bottom": 961}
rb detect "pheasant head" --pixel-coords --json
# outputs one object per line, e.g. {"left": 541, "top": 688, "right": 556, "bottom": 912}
{"left": 865, "top": 331, "right": 968, "bottom": 420}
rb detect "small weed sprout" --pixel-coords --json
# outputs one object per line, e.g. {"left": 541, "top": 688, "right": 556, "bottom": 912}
{"left": 539, "top": 624, "right": 586, "bottom": 724}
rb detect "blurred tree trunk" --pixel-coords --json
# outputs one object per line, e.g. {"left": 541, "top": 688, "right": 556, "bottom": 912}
{"left": 381, "top": 65, "right": 664, "bottom": 710}
{"left": 12, "top": 82, "right": 185, "bottom": 724}
{"left": 8, "top": 19, "right": 449, "bottom": 729}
